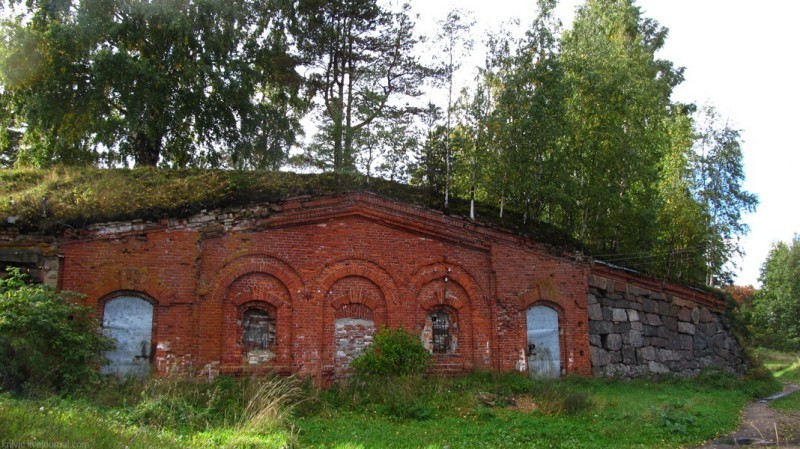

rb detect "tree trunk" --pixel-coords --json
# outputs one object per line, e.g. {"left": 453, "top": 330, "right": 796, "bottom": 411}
{"left": 132, "top": 132, "right": 160, "bottom": 167}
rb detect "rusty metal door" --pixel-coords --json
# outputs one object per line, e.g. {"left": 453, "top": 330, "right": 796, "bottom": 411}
{"left": 526, "top": 305, "right": 560, "bottom": 379}
{"left": 101, "top": 296, "right": 153, "bottom": 377}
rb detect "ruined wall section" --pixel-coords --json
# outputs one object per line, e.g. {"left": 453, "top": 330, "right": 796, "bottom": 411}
{"left": 196, "top": 197, "right": 500, "bottom": 380}
{"left": 0, "top": 229, "right": 60, "bottom": 287}
{"left": 58, "top": 226, "right": 201, "bottom": 374}
{"left": 588, "top": 265, "right": 747, "bottom": 377}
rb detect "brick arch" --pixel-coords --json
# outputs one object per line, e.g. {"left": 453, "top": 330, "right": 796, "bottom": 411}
{"left": 334, "top": 302, "right": 374, "bottom": 320}
{"left": 206, "top": 254, "right": 305, "bottom": 305}
{"left": 518, "top": 288, "right": 569, "bottom": 354}
{"left": 416, "top": 277, "right": 474, "bottom": 370}
{"left": 324, "top": 275, "right": 388, "bottom": 324}
{"left": 98, "top": 289, "right": 159, "bottom": 309}
{"left": 98, "top": 290, "right": 160, "bottom": 340}
{"left": 206, "top": 255, "right": 301, "bottom": 372}
{"left": 410, "top": 261, "right": 485, "bottom": 307}
{"left": 517, "top": 279, "right": 564, "bottom": 311}
{"left": 226, "top": 272, "right": 292, "bottom": 309}
{"left": 315, "top": 258, "right": 400, "bottom": 307}
{"left": 97, "top": 290, "right": 159, "bottom": 377}
{"left": 525, "top": 299, "right": 565, "bottom": 315}
{"left": 417, "top": 278, "right": 471, "bottom": 311}
{"left": 522, "top": 300, "right": 567, "bottom": 379}
{"left": 237, "top": 300, "right": 279, "bottom": 365}
{"left": 325, "top": 276, "right": 386, "bottom": 382}
{"left": 238, "top": 299, "right": 278, "bottom": 316}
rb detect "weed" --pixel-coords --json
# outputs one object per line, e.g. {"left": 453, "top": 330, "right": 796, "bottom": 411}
{"left": 526, "top": 382, "right": 593, "bottom": 416}
{"left": 0, "top": 167, "right": 579, "bottom": 250}
{"left": 657, "top": 401, "right": 697, "bottom": 435}
{"left": 238, "top": 375, "right": 302, "bottom": 432}
{"left": 474, "top": 405, "right": 496, "bottom": 421}
{"left": 562, "top": 391, "right": 593, "bottom": 415}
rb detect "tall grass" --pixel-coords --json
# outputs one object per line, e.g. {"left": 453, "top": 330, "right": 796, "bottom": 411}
{"left": 0, "top": 365, "right": 784, "bottom": 449}
{"left": 238, "top": 375, "right": 302, "bottom": 433}
{"left": 1, "top": 373, "right": 302, "bottom": 449}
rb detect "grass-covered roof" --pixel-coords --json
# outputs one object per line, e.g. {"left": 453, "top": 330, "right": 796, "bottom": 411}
{"left": 0, "top": 167, "right": 580, "bottom": 250}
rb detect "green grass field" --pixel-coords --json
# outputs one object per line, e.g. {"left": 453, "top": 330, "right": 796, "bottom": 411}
{"left": 757, "top": 348, "right": 800, "bottom": 412}
{"left": 0, "top": 369, "right": 781, "bottom": 449}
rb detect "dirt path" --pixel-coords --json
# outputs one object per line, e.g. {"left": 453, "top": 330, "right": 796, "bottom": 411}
{"left": 695, "top": 384, "right": 800, "bottom": 448}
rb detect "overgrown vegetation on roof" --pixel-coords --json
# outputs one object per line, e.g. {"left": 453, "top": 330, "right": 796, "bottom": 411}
{"left": 0, "top": 167, "right": 578, "bottom": 249}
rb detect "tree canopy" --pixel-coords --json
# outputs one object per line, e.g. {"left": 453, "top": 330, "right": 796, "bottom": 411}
{"left": 420, "top": 0, "right": 756, "bottom": 285}
{"left": 743, "top": 236, "right": 800, "bottom": 350}
{"left": 296, "top": 0, "right": 431, "bottom": 173}
{"left": 0, "top": 0, "right": 306, "bottom": 167}
{"left": 0, "top": 0, "right": 758, "bottom": 286}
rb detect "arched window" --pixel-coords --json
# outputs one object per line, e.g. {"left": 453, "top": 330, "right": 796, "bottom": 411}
{"left": 242, "top": 307, "right": 276, "bottom": 363}
{"left": 426, "top": 307, "right": 457, "bottom": 354}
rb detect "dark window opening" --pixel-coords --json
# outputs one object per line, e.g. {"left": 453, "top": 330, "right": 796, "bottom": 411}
{"left": 430, "top": 309, "right": 452, "bottom": 354}
{"left": 242, "top": 308, "right": 276, "bottom": 354}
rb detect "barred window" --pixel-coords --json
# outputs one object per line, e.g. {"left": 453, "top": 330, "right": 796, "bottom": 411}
{"left": 429, "top": 309, "right": 453, "bottom": 354}
{"left": 242, "top": 308, "right": 276, "bottom": 354}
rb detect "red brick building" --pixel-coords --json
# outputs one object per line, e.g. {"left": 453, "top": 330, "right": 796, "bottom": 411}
{"left": 3, "top": 191, "right": 743, "bottom": 382}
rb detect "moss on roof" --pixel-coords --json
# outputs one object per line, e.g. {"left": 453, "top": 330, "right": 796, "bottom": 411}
{"left": 0, "top": 167, "right": 581, "bottom": 250}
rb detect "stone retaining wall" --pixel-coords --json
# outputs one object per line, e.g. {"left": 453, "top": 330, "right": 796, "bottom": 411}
{"left": 588, "top": 271, "right": 746, "bottom": 377}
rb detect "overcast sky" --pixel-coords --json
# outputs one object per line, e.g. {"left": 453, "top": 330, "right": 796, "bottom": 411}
{"left": 409, "top": 0, "right": 799, "bottom": 286}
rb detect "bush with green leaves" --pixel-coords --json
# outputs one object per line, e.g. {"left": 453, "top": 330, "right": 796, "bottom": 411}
{"left": 0, "top": 267, "right": 114, "bottom": 393}
{"left": 350, "top": 327, "right": 430, "bottom": 378}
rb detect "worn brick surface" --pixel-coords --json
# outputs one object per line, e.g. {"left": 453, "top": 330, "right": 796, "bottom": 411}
{"left": 47, "top": 192, "right": 742, "bottom": 382}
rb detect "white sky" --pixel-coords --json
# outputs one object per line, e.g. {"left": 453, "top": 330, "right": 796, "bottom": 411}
{"left": 409, "top": 0, "right": 800, "bottom": 286}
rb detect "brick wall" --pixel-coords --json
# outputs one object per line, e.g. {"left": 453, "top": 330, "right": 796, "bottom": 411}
{"left": 41, "top": 192, "right": 745, "bottom": 381}
{"left": 54, "top": 193, "right": 592, "bottom": 382}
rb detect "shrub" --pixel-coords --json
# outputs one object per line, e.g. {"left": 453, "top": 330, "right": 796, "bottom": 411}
{"left": 349, "top": 326, "right": 430, "bottom": 378}
{"left": 0, "top": 267, "right": 114, "bottom": 394}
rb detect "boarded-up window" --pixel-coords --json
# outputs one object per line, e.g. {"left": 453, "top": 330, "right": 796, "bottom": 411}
{"left": 242, "top": 307, "right": 276, "bottom": 363}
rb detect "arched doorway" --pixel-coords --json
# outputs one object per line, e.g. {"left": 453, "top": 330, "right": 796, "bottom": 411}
{"left": 101, "top": 296, "right": 154, "bottom": 377}
{"left": 526, "top": 305, "right": 561, "bottom": 379}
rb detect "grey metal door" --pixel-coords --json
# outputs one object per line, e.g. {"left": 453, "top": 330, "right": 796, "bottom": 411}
{"left": 526, "top": 305, "right": 561, "bottom": 379}
{"left": 101, "top": 296, "right": 153, "bottom": 377}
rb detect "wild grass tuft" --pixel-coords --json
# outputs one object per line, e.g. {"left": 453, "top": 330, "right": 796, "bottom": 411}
{"left": 238, "top": 375, "right": 302, "bottom": 433}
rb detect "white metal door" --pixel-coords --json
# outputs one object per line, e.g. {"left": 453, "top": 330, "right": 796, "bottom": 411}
{"left": 101, "top": 296, "right": 153, "bottom": 377}
{"left": 526, "top": 305, "right": 561, "bottom": 379}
